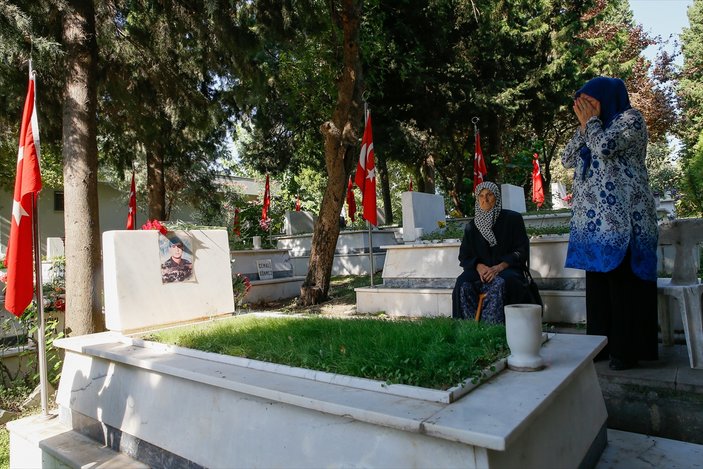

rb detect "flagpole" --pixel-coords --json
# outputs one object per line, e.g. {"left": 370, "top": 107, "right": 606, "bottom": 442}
{"left": 31, "top": 193, "right": 50, "bottom": 417}
{"left": 362, "top": 101, "right": 375, "bottom": 286}
{"left": 367, "top": 220, "right": 375, "bottom": 286}
{"left": 132, "top": 161, "right": 137, "bottom": 227}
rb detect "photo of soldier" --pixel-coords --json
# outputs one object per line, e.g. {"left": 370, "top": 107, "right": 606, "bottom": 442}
{"left": 159, "top": 234, "right": 195, "bottom": 283}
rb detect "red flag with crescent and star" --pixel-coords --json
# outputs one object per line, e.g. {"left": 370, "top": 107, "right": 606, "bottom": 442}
{"left": 261, "top": 174, "right": 270, "bottom": 221}
{"left": 354, "top": 110, "right": 377, "bottom": 226}
{"left": 4, "top": 66, "right": 43, "bottom": 317}
{"left": 532, "top": 152, "right": 545, "bottom": 208}
{"left": 233, "top": 207, "right": 241, "bottom": 237}
{"left": 473, "top": 129, "right": 488, "bottom": 191}
{"left": 346, "top": 176, "right": 357, "bottom": 222}
{"left": 126, "top": 169, "right": 137, "bottom": 229}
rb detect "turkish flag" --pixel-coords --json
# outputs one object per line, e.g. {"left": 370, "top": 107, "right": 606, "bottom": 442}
{"left": 473, "top": 130, "right": 488, "bottom": 191}
{"left": 409, "top": 177, "right": 413, "bottom": 192}
{"left": 354, "top": 110, "right": 377, "bottom": 226}
{"left": 233, "top": 207, "right": 241, "bottom": 237}
{"left": 346, "top": 176, "right": 356, "bottom": 223}
{"left": 126, "top": 170, "right": 137, "bottom": 229}
{"left": 295, "top": 195, "right": 301, "bottom": 212}
{"left": 261, "top": 174, "right": 270, "bottom": 221}
{"left": 5, "top": 69, "right": 43, "bottom": 317}
{"left": 532, "top": 152, "right": 545, "bottom": 208}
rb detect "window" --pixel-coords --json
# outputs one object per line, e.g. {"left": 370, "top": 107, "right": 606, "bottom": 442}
{"left": 54, "top": 191, "right": 64, "bottom": 211}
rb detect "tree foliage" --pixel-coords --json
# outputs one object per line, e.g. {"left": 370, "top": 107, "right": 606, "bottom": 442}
{"left": 678, "top": 0, "right": 703, "bottom": 215}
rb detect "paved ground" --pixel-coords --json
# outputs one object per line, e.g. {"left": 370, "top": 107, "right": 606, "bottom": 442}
{"left": 594, "top": 339, "right": 703, "bottom": 395}
{"left": 598, "top": 429, "right": 703, "bottom": 469}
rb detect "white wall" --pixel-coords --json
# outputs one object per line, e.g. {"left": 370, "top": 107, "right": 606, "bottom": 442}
{"left": 0, "top": 182, "right": 197, "bottom": 258}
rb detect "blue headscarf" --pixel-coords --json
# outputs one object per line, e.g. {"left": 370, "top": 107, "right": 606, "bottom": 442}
{"left": 575, "top": 77, "right": 632, "bottom": 180}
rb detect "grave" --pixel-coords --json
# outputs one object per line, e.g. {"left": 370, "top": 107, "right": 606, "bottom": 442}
{"left": 230, "top": 248, "right": 305, "bottom": 303}
{"left": 283, "top": 210, "right": 317, "bottom": 235}
{"left": 276, "top": 229, "right": 396, "bottom": 276}
{"left": 357, "top": 220, "right": 690, "bottom": 326}
{"left": 9, "top": 227, "right": 609, "bottom": 468}
{"left": 102, "top": 229, "right": 235, "bottom": 333}
{"left": 401, "top": 191, "right": 446, "bottom": 241}
{"left": 46, "top": 237, "right": 64, "bottom": 259}
{"left": 500, "top": 183, "right": 527, "bottom": 213}
{"left": 551, "top": 182, "right": 571, "bottom": 209}
{"left": 356, "top": 235, "right": 587, "bottom": 323}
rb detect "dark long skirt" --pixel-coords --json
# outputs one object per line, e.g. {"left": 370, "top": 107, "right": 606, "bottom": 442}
{"left": 452, "top": 267, "right": 531, "bottom": 323}
{"left": 586, "top": 251, "right": 658, "bottom": 362}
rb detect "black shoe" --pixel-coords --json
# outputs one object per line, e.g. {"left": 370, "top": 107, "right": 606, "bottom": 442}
{"left": 609, "top": 358, "right": 637, "bottom": 370}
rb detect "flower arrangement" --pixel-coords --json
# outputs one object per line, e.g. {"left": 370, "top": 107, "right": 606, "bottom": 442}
{"left": 232, "top": 273, "right": 251, "bottom": 305}
{"left": 259, "top": 217, "right": 272, "bottom": 232}
{"left": 562, "top": 194, "right": 573, "bottom": 206}
{"left": 141, "top": 219, "right": 168, "bottom": 235}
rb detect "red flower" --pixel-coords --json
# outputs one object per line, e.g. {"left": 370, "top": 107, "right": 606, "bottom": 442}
{"left": 141, "top": 219, "right": 168, "bottom": 235}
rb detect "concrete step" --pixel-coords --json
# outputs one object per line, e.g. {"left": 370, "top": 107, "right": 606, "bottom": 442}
{"left": 556, "top": 326, "right": 703, "bottom": 446}
{"left": 8, "top": 413, "right": 147, "bottom": 469}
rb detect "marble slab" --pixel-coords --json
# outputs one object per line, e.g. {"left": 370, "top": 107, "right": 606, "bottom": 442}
{"left": 50, "top": 331, "right": 608, "bottom": 468}
{"left": 103, "top": 229, "right": 235, "bottom": 333}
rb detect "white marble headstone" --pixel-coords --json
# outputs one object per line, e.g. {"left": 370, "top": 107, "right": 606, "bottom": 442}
{"left": 401, "top": 192, "right": 446, "bottom": 241}
{"left": 103, "top": 229, "right": 235, "bottom": 333}
{"left": 551, "top": 182, "right": 569, "bottom": 209}
{"left": 46, "top": 237, "right": 65, "bottom": 259}
{"left": 284, "top": 211, "right": 317, "bottom": 235}
{"left": 500, "top": 184, "right": 527, "bottom": 213}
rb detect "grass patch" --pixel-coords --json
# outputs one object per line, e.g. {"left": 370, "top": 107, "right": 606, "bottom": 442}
{"left": 146, "top": 315, "right": 508, "bottom": 390}
{"left": 527, "top": 225, "right": 570, "bottom": 236}
{"left": 0, "top": 385, "right": 38, "bottom": 469}
{"left": 0, "top": 425, "right": 7, "bottom": 469}
{"left": 325, "top": 273, "right": 383, "bottom": 302}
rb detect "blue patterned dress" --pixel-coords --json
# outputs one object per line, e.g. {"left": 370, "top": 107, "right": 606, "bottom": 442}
{"left": 562, "top": 109, "right": 658, "bottom": 281}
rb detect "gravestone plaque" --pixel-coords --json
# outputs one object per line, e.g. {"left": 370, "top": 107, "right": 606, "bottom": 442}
{"left": 256, "top": 259, "right": 274, "bottom": 280}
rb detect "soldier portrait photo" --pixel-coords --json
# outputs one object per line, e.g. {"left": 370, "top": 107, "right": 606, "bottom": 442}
{"left": 159, "top": 234, "right": 195, "bottom": 284}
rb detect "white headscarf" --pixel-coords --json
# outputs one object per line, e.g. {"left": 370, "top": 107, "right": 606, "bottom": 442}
{"left": 474, "top": 181, "right": 502, "bottom": 247}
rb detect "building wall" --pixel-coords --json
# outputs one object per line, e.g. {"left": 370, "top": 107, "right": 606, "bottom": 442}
{"left": 0, "top": 182, "right": 198, "bottom": 257}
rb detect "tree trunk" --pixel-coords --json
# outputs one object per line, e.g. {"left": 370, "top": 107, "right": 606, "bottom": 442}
{"left": 62, "top": 0, "right": 104, "bottom": 336}
{"left": 376, "top": 153, "right": 393, "bottom": 224}
{"left": 299, "top": 0, "right": 362, "bottom": 306}
{"left": 146, "top": 146, "right": 166, "bottom": 220}
{"left": 420, "top": 153, "right": 436, "bottom": 193}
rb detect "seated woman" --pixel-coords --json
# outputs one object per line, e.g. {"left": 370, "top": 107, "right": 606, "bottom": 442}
{"left": 452, "top": 181, "right": 534, "bottom": 324}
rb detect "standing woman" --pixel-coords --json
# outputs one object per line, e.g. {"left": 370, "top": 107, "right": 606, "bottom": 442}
{"left": 563, "top": 77, "right": 659, "bottom": 370}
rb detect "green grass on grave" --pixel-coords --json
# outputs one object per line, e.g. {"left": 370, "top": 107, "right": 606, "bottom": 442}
{"left": 145, "top": 315, "right": 508, "bottom": 390}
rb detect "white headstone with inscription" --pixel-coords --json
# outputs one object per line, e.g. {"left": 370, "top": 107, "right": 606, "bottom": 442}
{"left": 500, "top": 183, "right": 527, "bottom": 213}
{"left": 551, "top": 182, "right": 569, "bottom": 209}
{"left": 401, "top": 191, "right": 446, "bottom": 241}
{"left": 284, "top": 211, "right": 317, "bottom": 235}
{"left": 46, "top": 237, "right": 65, "bottom": 259}
{"left": 103, "top": 229, "right": 235, "bottom": 333}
